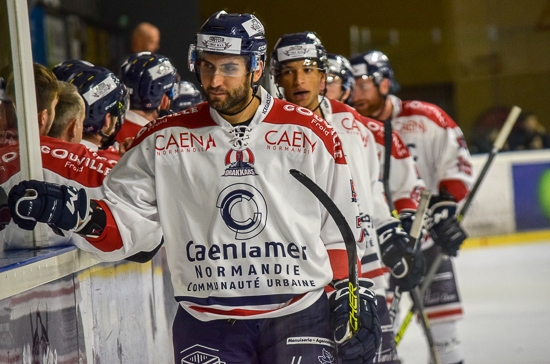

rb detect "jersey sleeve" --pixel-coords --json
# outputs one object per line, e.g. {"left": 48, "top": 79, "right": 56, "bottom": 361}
{"left": 433, "top": 111, "right": 474, "bottom": 201}
{"left": 76, "top": 136, "right": 163, "bottom": 261}
{"left": 312, "top": 128, "right": 362, "bottom": 281}
{"left": 388, "top": 131, "right": 425, "bottom": 212}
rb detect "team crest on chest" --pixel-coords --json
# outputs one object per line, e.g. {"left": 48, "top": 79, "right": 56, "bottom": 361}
{"left": 222, "top": 148, "right": 258, "bottom": 176}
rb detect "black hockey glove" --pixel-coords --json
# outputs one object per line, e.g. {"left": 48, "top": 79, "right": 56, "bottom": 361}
{"left": 399, "top": 209, "right": 421, "bottom": 234}
{"left": 8, "top": 180, "right": 91, "bottom": 232}
{"left": 328, "top": 278, "right": 381, "bottom": 364}
{"left": 377, "top": 222, "right": 425, "bottom": 292}
{"left": 426, "top": 195, "right": 468, "bottom": 257}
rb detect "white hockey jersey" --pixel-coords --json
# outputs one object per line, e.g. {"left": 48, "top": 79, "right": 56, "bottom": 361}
{"left": 319, "top": 96, "right": 396, "bottom": 291}
{"left": 82, "top": 87, "right": 361, "bottom": 322}
{"left": 364, "top": 115, "right": 425, "bottom": 214}
{"left": 388, "top": 95, "right": 474, "bottom": 201}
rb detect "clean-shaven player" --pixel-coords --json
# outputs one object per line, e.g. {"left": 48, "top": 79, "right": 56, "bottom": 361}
{"left": 271, "top": 31, "right": 425, "bottom": 364}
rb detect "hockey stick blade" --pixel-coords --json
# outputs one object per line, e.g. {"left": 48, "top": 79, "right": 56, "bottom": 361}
{"left": 289, "top": 169, "right": 360, "bottom": 336}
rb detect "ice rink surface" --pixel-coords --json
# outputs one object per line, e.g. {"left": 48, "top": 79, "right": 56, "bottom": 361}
{"left": 397, "top": 240, "right": 550, "bottom": 364}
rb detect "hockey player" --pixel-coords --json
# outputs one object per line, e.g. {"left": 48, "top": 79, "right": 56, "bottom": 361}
{"left": 171, "top": 80, "right": 204, "bottom": 112}
{"left": 54, "top": 63, "right": 129, "bottom": 157}
{"left": 270, "top": 32, "right": 425, "bottom": 364}
{"left": 7, "top": 11, "right": 381, "bottom": 363}
{"left": 116, "top": 52, "right": 177, "bottom": 142}
{"left": 350, "top": 50, "right": 474, "bottom": 364}
{"left": 1, "top": 64, "right": 125, "bottom": 248}
{"left": 48, "top": 81, "right": 85, "bottom": 144}
{"left": 325, "top": 53, "right": 354, "bottom": 103}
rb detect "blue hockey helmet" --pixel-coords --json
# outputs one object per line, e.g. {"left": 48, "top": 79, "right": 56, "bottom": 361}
{"left": 69, "top": 66, "right": 128, "bottom": 134}
{"left": 172, "top": 80, "right": 204, "bottom": 112}
{"left": 188, "top": 10, "right": 267, "bottom": 75}
{"left": 349, "top": 50, "right": 395, "bottom": 87}
{"left": 120, "top": 52, "right": 177, "bottom": 111}
{"left": 326, "top": 53, "right": 355, "bottom": 94}
{"left": 52, "top": 59, "right": 95, "bottom": 82}
{"left": 270, "top": 31, "right": 328, "bottom": 77}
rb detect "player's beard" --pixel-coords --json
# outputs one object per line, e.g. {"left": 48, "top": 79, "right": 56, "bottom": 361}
{"left": 356, "top": 88, "right": 386, "bottom": 120}
{"left": 205, "top": 77, "right": 252, "bottom": 115}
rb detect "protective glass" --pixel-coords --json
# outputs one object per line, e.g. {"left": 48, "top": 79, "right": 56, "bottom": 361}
{"left": 198, "top": 60, "right": 249, "bottom": 78}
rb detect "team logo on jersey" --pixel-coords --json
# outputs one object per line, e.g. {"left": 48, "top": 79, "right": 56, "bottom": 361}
{"left": 222, "top": 148, "right": 257, "bottom": 177}
{"left": 216, "top": 183, "right": 268, "bottom": 240}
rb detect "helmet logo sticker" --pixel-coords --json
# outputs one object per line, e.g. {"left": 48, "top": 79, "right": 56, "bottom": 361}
{"left": 82, "top": 76, "right": 117, "bottom": 106}
{"left": 242, "top": 17, "right": 264, "bottom": 36}
{"left": 148, "top": 62, "right": 175, "bottom": 81}
{"left": 277, "top": 44, "right": 317, "bottom": 62}
{"left": 351, "top": 64, "right": 367, "bottom": 77}
{"left": 198, "top": 34, "right": 242, "bottom": 54}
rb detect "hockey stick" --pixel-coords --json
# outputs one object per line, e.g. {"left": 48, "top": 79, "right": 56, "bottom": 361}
{"left": 395, "top": 105, "right": 522, "bottom": 346}
{"left": 289, "top": 169, "right": 360, "bottom": 337}
{"left": 393, "top": 191, "right": 441, "bottom": 364}
{"left": 383, "top": 119, "right": 397, "bottom": 218}
{"left": 388, "top": 190, "right": 431, "bottom": 324}
{"left": 381, "top": 121, "right": 440, "bottom": 362}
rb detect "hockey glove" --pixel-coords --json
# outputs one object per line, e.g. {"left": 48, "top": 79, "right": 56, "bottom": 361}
{"left": 328, "top": 278, "right": 381, "bottom": 363}
{"left": 8, "top": 180, "right": 91, "bottom": 232}
{"left": 426, "top": 195, "right": 468, "bottom": 257}
{"left": 397, "top": 209, "right": 416, "bottom": 234}
{"left": 377, "top": 222, "right": 425, "bottom": 292}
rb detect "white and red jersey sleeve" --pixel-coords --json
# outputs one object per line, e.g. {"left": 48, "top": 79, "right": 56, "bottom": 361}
{"left": 78, "top": 87, "right": 362, "bottom": 321}
{"left": 364, "top": 117, "right": 425, "bottom": 213}
{"left": 391, "top": 97, "right": 474, "bottom": 201}
{"left": 322, "top": 98, "right": 396, "bottom": 291}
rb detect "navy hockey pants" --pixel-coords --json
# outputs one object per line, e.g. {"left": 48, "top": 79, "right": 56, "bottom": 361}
{"left": 173, "top": 294, "right": 336, "bottom": 364}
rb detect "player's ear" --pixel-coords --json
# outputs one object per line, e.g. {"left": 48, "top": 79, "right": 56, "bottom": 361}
{"left": 342, "top": 88, "right": 351, "bottom": 102}
{"left": 102, "top": 112, "right": 113, "bottom": 133}
{"left": 379, "top": 78, "right": 390, "bottom": 96}
{"left": 37, "top": 108, "right": 48, "bottom": 134}
{"left": 160, "top": 94, "right": 171, "bottom": 110}
{"left": 252, "top": 60, "right": 264, "bottom": 83}
{"left": 67, "top": 117, "right": 79, "bottom": 139}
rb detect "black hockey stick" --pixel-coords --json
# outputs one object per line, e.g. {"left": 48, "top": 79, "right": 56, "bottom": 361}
{"left": 382, "top": 119, "right": 396, "bottom": 218}
{"left": 387, "top": 190, "right": 431, "bottom": 324}
{"left": 389, "top": 190, "right": 441, "bottom": 364}
{"left": 289, "top": 169, "right": 360, "bottom": 337}
{"left": 381, "top": 120, "right": 440, "bottom": 362}
{"left": 395, "top": 105, "right": 521, "bottom": 346}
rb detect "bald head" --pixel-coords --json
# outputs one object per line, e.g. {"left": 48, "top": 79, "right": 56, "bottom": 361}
{"left": 131, "top": 22, "right": 160, "bottom": 53}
